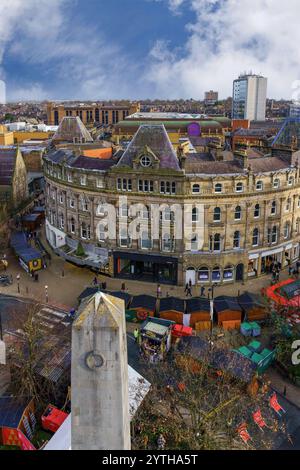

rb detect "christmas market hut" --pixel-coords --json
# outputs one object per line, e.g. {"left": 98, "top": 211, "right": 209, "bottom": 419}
{"left": 109, "top": 291, "right": 132, "bottom": 309}
{"left": 21, "top": 213, "right": 41, "bottom": 232}
{"left": 238, "top": 292, "right": 268, "bottom": 321}
{"left": 186, "top": 297, "right": 211, "bottom": 329}
{"left": 0, "top": 396, "right": 36, "bottom": 450}
{"left": 158, "top": 297, "right": 185, "bottom": 324}
{"left": 10, "top": 231, "right": 43, "bottom": 273}
{"left": 128, "top": 295, "right": 157, "bottom": 322}
{"left": 140, "top": 317, "right": 174, "bottom": 361}
{"left": 214, "top": 295, "right": 242, "bottom": 330}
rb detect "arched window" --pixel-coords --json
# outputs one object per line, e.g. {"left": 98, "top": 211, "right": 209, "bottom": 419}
{"left": 234, "top": 206, "right": 241, "bottom": 220}
{"left": 273, "top": 178, "right": 280, "bottom": 189}
{"left": 236, "top": 182, "right": 244, "bottom": 192}
{"left": 233, "top": 231, "right": 240, "bottom": 248}
{"left": 192, "top": 184, "right": 200, "bottom": 193}
{"left": 254, "top": 204, "right": 260, "bottom": 218}
{"left": 212, "top": 266, "right": 221, "bottom": 282}
{"left": 252, "top": 228, "right": 259, "bottom": 247}
{"left": 285, "top": 198, "right": 291, "bottom": 212}
{"left": 256, "top": 180, "right": 263, "bottom": 191}
{"left": 214, "top": 183, "right": 222, "bottom": 193}
{"left": 198, "top": 266, "right": 209, "bottom": 282}
{"left": 223, "top": 265, "right": 234, "bottom": 281}
{"left": 288, "top": 175, "right": 294, "bottom": 186}
{"left": 296, "top": 219, "right": 300, "bottom": 234}
{"left": 213, "top": 207, "right": 221, "bottom": 222}
{"left": 271, "top": 200, "right": 277, "bottom": 215}
{"left": 192, "top": 207, "right": 198, "bottom": 222}
{"left": 70, "top": 217, "right": 75, "bottom": 234}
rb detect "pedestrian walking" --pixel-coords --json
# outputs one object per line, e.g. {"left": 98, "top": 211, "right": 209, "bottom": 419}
{"left": 93, "top": 276, "right": 98, "bottom": 286}
{"left": 187, "top": 286, "right": 192, "bottom": 297}
{"left": 184, "top": 283, "right": 189, "bottom": 295}
{"left": 157, "top": 284, "right": 162, "bottom": 298}
{"left": 200, "top": 286, "right": 205, "bottom": 297}
{"left": 133, "top": 328, "right": 139, "bottom": 343}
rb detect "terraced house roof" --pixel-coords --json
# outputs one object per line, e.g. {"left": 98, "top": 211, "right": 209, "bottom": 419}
{"left": 0, "top": 148, "right": 16, "bottom": 186}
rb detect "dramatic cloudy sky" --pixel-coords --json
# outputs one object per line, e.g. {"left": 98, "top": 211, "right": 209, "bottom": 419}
{"left": 0, "top": 0, "right": 299, "bottom": 101}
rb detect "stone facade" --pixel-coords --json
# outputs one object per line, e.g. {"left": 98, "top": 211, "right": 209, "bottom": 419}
{"left": 46, "top": 101, "right": 140, "bottom": 126}
{"left": 44, "top": 123, "right": 300, "bottom": 287}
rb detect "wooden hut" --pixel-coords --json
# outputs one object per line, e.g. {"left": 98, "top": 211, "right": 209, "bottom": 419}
{"left": 22, "top": 213, "right": 42, "bottom": 232}
{"left": 158, "top": 297, "right": 185, "bottom": 324}
{"left": 214, "top": 295, "right": 242, "bottom": 330}
{"left": 186, "top": 297, "right": 211, "bottom": 329}
{"left": 129, "top": 295, "right": 157, "bottom": 321}
{"left": 0, "top": 396, "right": 36, "bottom": 450}
{"left": 238, "top": 292, "right": 268, "bottom": 321}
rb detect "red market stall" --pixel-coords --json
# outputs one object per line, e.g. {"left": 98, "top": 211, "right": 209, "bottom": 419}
{"left": 41, "top": 405, "right": 69, "bottom": 433}
{"left": 171, "top": 324, "right": 193, "bottom": 338}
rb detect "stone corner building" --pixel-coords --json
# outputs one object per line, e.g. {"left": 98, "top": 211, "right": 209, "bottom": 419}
{"left": 44, "top": 116, "right": 300, "bottom": 286}
{"left": 0, "top": 147, "right": 28, "bottom": 210}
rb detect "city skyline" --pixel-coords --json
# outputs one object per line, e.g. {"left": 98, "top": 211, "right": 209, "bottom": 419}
{"left": 0, "top": 0, "right": 300, "bottom": 102}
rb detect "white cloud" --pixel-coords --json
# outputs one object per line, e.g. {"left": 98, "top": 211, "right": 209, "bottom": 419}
{"left": 146, "top": 0, "right": 300, "bottom": 99}
{"left": 1, "top": 0, "right": 299, "bottom": 100}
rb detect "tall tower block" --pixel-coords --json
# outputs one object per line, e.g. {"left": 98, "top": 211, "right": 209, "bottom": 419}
{"left": 71, "top": 292, "right": 131, "bottom": 450}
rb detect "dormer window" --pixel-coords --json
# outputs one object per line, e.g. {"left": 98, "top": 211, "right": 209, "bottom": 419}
{"left": 140, "top": 155, "right": 151, "bottom": 168}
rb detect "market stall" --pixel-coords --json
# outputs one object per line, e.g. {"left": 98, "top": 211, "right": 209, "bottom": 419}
{"left": 214, "top": 295, "right": 242, "bottom": 330}
{"left": 158, "top": 297, "right": 185, "bottom": 324}
{"left": 140, "top": 317, "right": 174, "bottom": 361}
{"left": 238, "top": 292, "right": 268, "bottom": 321}
{"left": 186, "top": 297, "right": 211, "bottom": 329}
{"left": 129, "top": 295, "right": 157, "bottom": 322}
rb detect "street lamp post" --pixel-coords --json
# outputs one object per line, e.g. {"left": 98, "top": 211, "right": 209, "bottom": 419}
{"left": 16, "top": 273, "right": 20, "bottom": 294}
{"left": 208, "top": 283, "right": 217, "bottom": 350}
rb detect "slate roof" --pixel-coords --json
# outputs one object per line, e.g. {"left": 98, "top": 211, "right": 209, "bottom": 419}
{"left": 70, "top": 155, "right": 115, "bottom": 171}
{"left": 186, "top": 159, "right": 245, "bottom": 175}
{"left": 129, "top": 295, "right": 157, "bottom": 311}
{"left": 52, "top": 117, "right": 93, "bottom": 143}
{"left": 186, "top": 297, "right": 210, "bottom": 313}
{"left": 159, "top": 297, "right": 185, "bottom": 313}
{"left": 109, "top": 291, "right": 132, "bottom": 308}
{"left": 237, "top": 292, "right": 266, "bottom": 312}
{"left": 214, "top": 295, "right": 242, "bottom": 313}
{"left": 117, "top": 125, "right": 181, "bottom": 171}
{"left": 177, "top": 336, "right": 256, "bottom": 383}
{"left": 0, "top": 149, "right": 16, "bottom": 186}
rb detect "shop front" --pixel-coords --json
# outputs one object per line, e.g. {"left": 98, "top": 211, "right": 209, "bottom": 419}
{"left": 113, "top": 251, "right": 178, "bottom": 285}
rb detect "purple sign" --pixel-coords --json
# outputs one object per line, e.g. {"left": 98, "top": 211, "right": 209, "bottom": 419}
{"left": 187, "top": 122, "right": 201, "bottom": 137}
